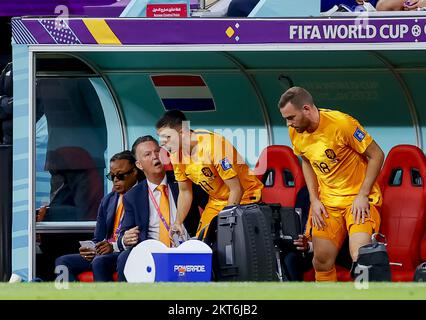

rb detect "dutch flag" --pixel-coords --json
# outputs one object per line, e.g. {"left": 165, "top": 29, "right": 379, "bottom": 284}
{"left": 151, "top": 75, "right": 216, "bottom": 112}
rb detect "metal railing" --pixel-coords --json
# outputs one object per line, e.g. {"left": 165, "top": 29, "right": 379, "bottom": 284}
{"left": 36, "top": 221, "right": 97, "bottom": 234}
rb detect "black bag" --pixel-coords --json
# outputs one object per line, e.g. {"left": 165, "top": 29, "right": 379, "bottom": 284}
{"left": 353, "top": 233, "right": 391, "bottom": 282}
{"left": 215, "top": 204, "right": 278, "bottom": 281}
{"left": 280, "top": 207, "right": 302, "bottom": 247}
{"left": 413, "top": 262, "right": 426, "bottom": 282}
{"left": 258, "top": 203, "right": 281, "bottom": 242}
{"left": 259, "top": 203, "right": 302, "bottom": 252}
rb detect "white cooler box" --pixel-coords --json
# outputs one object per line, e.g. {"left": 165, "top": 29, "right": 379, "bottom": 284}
{"left": 124, "top": 239, "right": 212, "bottom": 283}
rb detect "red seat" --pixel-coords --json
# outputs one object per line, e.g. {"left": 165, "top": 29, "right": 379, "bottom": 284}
{"left": 254, "top": 145, "right": 305, "bottom": 207}
{"left": 377, "top": 144, "right": 426, "bottom": 281}
{"left": 421, "top": 233, "right": 426, "bottom": 262}
{"left": 77, "top": 271, "right": 119, "bottom": 282}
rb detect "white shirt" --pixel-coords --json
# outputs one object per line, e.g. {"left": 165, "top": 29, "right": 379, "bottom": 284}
{"left": 146, "top": 175, "right": 178, "bottom": 241}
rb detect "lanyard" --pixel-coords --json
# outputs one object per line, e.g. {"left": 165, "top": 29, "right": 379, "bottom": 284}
{"left": 114, "top": 206, "right": 125, "bottom": 238}
{"left": 110, "top": 197, "right": 125, "bottom": 242}
{"left": 148, "top": 185, "right": 171, "bottom": 232}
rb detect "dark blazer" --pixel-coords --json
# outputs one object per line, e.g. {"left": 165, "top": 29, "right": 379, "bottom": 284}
{"left": 93, "top": 191, "right": 121, "bottom": 243}
{"left": 227, "top": 0, "right": 260, "bottom": 17}
{"left": 118, "top": 171, "right": 207, "bottom": 251}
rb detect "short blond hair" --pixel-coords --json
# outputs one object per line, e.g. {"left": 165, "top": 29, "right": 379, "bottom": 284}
{"left": 278, "top": 87, "right": 314, "bottom": 110}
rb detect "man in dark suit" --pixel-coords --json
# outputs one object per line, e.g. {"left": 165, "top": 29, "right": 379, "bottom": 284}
{"left": 227, "top": 0, "right": 260, "bottom": 17}
{"left": 36, "top": 78, "right": 107, "bottom": 221}
{"left": 116, "top": 135, "right": 207, "bottom": 281}
{"left": 55, "top": 151, "right": 139, "bottom": 282}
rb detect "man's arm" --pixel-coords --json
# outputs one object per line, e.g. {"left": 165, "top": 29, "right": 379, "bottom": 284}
{"left": 212, "top": 135, "right": 243, "bottom": 206}
{"left": 405, "top": 0, "right": 426, "bottom": 10}
{"left": 223, "top": 176, "right": 243, "bottom": 206}
{"left": 301, "top": 156, "right": 328, "bottom": 230}
{"left": 376, "top": 0, "right": 404, "bottom": 10}
{"left": 352, "top": 140, "right": 384, "bottom": 224}
{"left": 171, "top": 180, "right": 193, "bottom": 236}
{"left": 376, "top": 0, "right": 426, "bottom": 10}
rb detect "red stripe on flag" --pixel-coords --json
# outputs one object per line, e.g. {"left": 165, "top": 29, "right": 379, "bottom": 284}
{"left": 152, "top": 75, "right": 206, "bottom": 87}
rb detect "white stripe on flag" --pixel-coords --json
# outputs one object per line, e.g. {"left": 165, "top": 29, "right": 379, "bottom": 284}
{"left": 155, "top": 86, "right": 212, "bottom": 99}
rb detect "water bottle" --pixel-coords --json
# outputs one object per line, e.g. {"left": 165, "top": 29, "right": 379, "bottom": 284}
{"left": 171, "top": 228, "right": 189, "bottom": 247}
{"left": 172, "top": 233, "right": 183, "bottom": 247}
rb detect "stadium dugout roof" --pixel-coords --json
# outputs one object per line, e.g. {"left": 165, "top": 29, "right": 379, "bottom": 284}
{"left": 11, "top": 15, "right": 426, "bottom": 280}
{"left": 12, "top": 15, "right": 426, "bottom": 47}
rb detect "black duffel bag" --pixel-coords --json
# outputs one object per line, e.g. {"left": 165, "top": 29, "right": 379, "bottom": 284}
{"left": 352, "top": 233, "right": 391, "bottom": 282}
{"left": 413, "top": 262, "right": 426, "bottom": 282}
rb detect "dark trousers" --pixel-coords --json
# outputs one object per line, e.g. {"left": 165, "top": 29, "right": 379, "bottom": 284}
{"left": 282, "top": 251, "right": 313, "bottom": 281}
{"left": 117, "top": 249, "right": 132, "bottom": 282}
{"left": 55, "top": 252, "right": 120, "bottom": 282}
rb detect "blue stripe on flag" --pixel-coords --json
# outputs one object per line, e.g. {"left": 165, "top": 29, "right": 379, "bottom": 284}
{"left": 162, "top": 98, "right": 215, "bottom": 112}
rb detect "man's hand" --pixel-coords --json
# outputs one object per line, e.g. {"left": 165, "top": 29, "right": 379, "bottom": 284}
{"left": 403, "top": 0, "right": 421, "bottom": 10}
{"left": 79, "top": 246, "right": 96, "bottom": 262}
{"left": 123, "top": 226, "right": 140, "bottom": 246}
{"left": 36, "top": 206, "right": 48, "bottom": 222}
{"left": 95, "top": 240, "right": 113, "bottom": 255}
{"left": 170, "top": 222, "right": 184, "bottom": 238}
{"left": 310, "top": 199, "right": 328, "bottom": 230}
{"left": 351, "top": 194, "right": 370, "bottom": 225}
{"left": 293, "top": 234, "right": 310, "bottom": 251}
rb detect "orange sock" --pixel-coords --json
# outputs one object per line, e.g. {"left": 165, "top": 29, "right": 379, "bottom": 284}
{"left": 315, "top": 267, "right": 337, "bottom": 282}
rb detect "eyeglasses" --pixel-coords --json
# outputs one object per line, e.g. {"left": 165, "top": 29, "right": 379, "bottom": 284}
{"left": 106, "top": 168, "right": 135, "bottom": 181}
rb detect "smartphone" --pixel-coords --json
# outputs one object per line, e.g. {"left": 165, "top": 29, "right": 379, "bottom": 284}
{"left": 79, "top": 240, "right": 96, "bottom": 249}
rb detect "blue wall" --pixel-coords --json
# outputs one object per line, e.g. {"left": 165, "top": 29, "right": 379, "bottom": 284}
{"left": 12, "top": 44, "right": 30, "bottom": 281}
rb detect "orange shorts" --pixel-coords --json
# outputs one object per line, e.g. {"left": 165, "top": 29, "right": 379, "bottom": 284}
{"left": 305, "top": 204, "right": 381, "bottom": 249}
